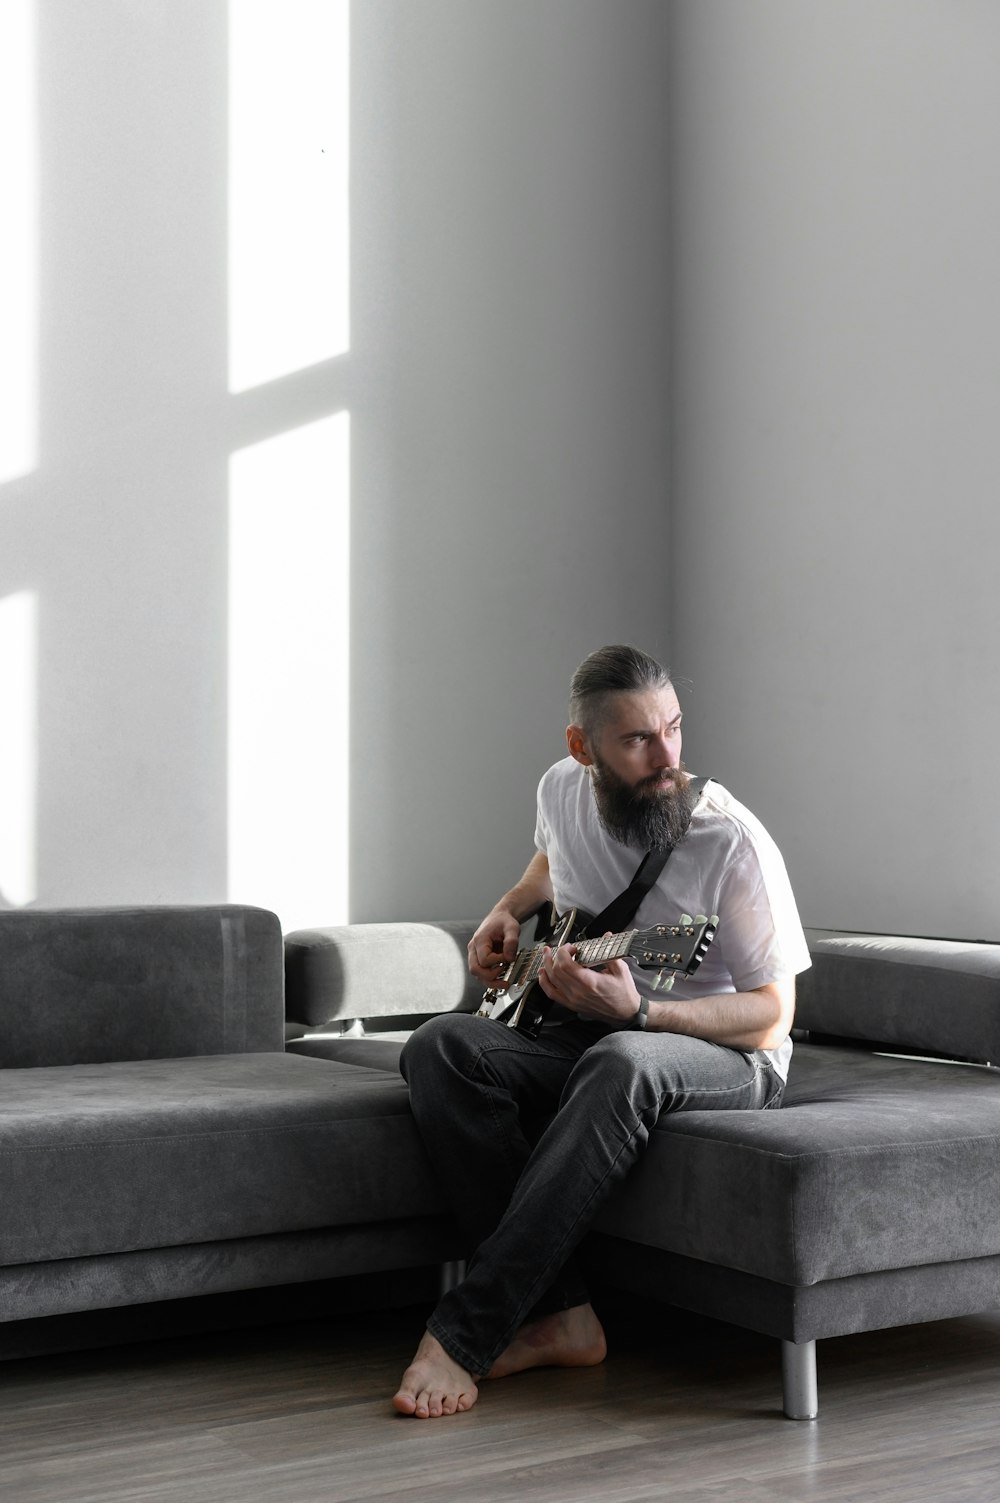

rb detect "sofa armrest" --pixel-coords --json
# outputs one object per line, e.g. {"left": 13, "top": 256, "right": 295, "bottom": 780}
{"left": 284, "top": 920, "right": 482, "bottom": 1031}
{"left": 0, "top": 906, "right": 284, "bottom": 1067}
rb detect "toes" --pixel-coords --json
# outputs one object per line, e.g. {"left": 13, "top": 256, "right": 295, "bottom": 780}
{"left": 393, "top": 1362, "right": 478, "bottom": 1419}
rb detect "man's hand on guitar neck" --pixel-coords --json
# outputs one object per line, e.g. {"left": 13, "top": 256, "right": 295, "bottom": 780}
{"left": 537, "top": 942, "right": 642, "bottom": 1026}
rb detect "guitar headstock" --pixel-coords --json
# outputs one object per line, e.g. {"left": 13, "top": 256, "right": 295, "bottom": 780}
{"left": 630, "top": 914, "right": 718, "bottom": 990}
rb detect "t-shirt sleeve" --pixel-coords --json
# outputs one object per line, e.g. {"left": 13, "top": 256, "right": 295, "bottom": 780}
{"left": 716, "top": 836, "right": 811, "bottom": 992}
{"left": 534, "top": 771, "right": 553, "bottom": 855}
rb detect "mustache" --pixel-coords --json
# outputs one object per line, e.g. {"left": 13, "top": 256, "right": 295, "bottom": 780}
{"left": 636, "top": 769, "right": 680, "bottom": 794}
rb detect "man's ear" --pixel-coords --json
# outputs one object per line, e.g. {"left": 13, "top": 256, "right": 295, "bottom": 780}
{"left": 566, "top": 723, "right": 595, "bottom": 767}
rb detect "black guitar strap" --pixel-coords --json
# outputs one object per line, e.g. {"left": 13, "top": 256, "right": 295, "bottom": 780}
{"left": 581, "top": 776, "right": 712, "bottom": 939}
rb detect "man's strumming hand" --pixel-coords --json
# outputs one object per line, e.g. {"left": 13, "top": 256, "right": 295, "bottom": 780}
{"left": 468, "top": 907, "right": 522, "bottom": 986}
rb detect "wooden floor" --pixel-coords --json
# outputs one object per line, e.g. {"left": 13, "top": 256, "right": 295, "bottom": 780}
{"left": 2, "top": 1297, "right": 1000, "bottom": 1503}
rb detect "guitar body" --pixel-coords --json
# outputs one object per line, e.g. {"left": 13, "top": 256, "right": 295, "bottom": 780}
{"left": 475, "top": 907, "right": 719, "bottom": 1040}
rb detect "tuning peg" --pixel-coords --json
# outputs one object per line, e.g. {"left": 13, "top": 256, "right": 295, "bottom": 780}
{"left": 680, "top": 913, "right": 693, "bottom": 926}
{"left": 653, "top": 970, "right": 676, "bottom": 993}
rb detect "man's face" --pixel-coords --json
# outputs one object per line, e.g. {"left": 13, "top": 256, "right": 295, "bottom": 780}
{"left": 588, "top": 687, "right": 684, "bottom": 791}
{"left": 572, "top": 687, "right": 694, "bottom": 851}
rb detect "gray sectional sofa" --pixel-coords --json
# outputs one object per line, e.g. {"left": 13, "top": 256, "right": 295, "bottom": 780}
{"left": 3, "top": 904, "right": 1000, "bottom": 1420}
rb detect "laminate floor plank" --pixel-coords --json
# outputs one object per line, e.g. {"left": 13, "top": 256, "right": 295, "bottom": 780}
{"left": 1, "top": 1303, "right": 999, "bottom": 1502}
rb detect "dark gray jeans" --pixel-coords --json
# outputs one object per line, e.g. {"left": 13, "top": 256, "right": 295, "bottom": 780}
{"left": 399, "top": 1011, "right": 784, "bottom": 1378}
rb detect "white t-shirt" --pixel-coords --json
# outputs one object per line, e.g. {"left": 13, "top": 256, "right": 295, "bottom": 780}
{"left": 533, "top": 759, "right": 811, "bottom": 1080}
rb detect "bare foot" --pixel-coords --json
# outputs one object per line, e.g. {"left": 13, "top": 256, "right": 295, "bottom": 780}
{"left": 393, "top": 1330, "right": 479, "bottom": 1419}
{"left": 486, "top": 1302, "right": 607, "bottom": 1380}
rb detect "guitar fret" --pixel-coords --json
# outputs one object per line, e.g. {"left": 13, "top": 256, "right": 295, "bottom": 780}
{"left": 577, "top": 931, "right": 635, "bottom": 968}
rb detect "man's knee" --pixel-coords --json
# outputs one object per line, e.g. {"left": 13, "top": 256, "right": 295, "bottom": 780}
{"left": 563, "top": 1030, "right": 686, "bottom": 1103}
{"left": 567, "top": 1031, "right": 764, "bottom": 1115}
{"left": 400, "top": 1011, "right": 479, "bottom": 1083}
{"left": 575, "top": 1030, "right": 667, "bottom": 1075}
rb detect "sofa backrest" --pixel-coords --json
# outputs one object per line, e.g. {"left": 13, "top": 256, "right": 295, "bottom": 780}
{"left": 797, "top": 929, "right": 1000, "bottom": 1064}
{"left": 0, "top": 906, "right": 284, "bottom": 1067}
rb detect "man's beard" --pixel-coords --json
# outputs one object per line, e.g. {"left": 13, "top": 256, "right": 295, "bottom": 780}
{"left": 591, "top": 761, "right": 696, "bottom": 852}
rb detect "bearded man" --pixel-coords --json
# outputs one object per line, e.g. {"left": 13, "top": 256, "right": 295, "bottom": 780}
{"left": 393, "top": 644, "right": 809, "bottom": 1418}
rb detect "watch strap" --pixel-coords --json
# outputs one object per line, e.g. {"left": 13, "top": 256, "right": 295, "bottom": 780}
{"left": 631, "top": 996, "right": 650, "bottom": 1031}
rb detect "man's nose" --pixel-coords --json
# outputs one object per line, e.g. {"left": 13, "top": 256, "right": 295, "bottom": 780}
{"left": 649, "top": 735, "right": 678, "bottom": 769}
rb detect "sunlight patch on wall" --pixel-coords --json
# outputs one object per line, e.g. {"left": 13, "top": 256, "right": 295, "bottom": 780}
{"left": 0, "top": 592, "right": 38, "bottom": 906}
{"left": 228, "top": 0, "right": 350, "bottom": 393}
{"left": 228, "top": 414, "right": 350, "bottom": 930}
{"left": 0, "top": 0, "right": 38, "bottom": 483}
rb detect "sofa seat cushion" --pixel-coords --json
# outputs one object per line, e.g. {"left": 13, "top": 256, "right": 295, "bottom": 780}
{"left": 0, "top": 1053, "right": 445, "bottom": 1266}
{"left": 597, "top": 1043, "right": 1000, "bottom": 1286}
{"left": 285, "top": 1036, "right": 406, "bottom": 1071}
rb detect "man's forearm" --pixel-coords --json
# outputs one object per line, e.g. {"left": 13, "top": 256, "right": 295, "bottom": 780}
{"left": 644, "top": 983, "right": 793, "bottom": 1054}
{"left": 494, "top": 852, "right": 554, "bottom": 923}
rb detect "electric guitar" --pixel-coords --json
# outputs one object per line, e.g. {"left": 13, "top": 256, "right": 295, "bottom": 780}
{"left": 475, "top": 909, "right": 718, "bottom": 1039}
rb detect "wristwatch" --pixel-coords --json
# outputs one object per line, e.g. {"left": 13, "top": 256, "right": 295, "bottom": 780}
{"left": 630, "top": 997, "right": 650, "bottom": 1031}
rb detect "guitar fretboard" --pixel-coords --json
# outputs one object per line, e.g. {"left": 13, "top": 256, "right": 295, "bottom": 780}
{"left": 574, "top": 932, "right": 636, "bottom": 967}
{"left": 510, "top": 930, "right": 636, "bottom": 985}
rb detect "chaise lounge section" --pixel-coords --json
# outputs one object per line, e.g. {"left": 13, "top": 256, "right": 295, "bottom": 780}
{"left": 287, "top": 920, "right": 1000, "bottom": 1419}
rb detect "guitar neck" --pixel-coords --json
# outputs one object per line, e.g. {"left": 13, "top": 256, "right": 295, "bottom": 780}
{"left": 509, "top": 918, "right": 708, "bottom": 990}
{"left": 573, "top": 931, "right": 635, "bottom": 968}
{"left": 509, "top": 930, "right": 633, "bottom": 988}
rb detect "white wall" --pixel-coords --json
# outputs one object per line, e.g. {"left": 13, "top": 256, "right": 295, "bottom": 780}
{"left": 668, "top": 0, "right": 1000, "bottom": 940}
{"left": 1, "top": 1, "right": 672, "bottom": 926}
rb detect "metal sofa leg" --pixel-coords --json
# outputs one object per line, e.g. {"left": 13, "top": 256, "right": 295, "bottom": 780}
{"left": 439, "top": 1259, "right": 467, "bottom": 1296}
{"left": 781, "top": 1338, "right": 818, "bottom": 1419}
